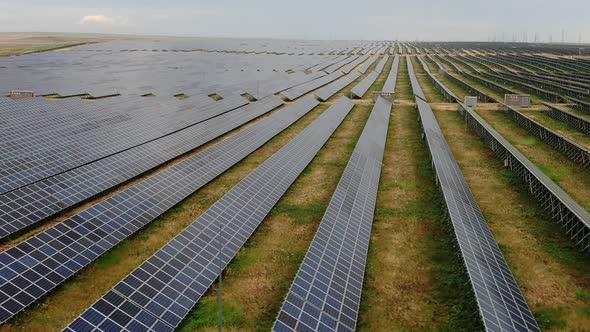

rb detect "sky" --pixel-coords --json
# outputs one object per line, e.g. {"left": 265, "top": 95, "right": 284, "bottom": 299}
{"left": 1, "top": 0, "right": 589, "bottom": 42}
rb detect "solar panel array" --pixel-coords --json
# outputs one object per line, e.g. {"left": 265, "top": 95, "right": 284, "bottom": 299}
{"left": 0, "top": 95, "right": 249, "bottom": 194}
{"left": 282, "top": 71, "right": 345, "bottom": 101}
{"left": 543, "top": 102, "right": 590, "bottom": 135}
{"left": 503, "top": 104, "right": 590, "bottom": 169}
{"left": 357, "top": 53, "right": 381, "bottom": 74}
{"left": 0, "top": 40, "right": 388, "bottom": 98}
{"left": 415, "top": 55, "right": 458, "bottom": 103}
{"left": 381, "top": 55, "right": 400, "bottom": 93}
{"left": 350, "top": 71, "right": 379, "bottom": 98}
{"left": 0, "top": 96, "right": 284, "bottom": 239}
{"left": 323, "top": 56, "right": 359, "bottom": 74}
{"left": 421, "top": 55, "right": 590, "bottom": 253}
{"left": 407, "top": 57, "right": 540, "bottom": 332}
{"left": 0, "top": 96, "right": 321, "bottom": 324}
{"left": 64, "top": 96, "right": 355, "bottom": 332}
{"left": 314, "top": 71, "right": 362, "bottom": 102}
{"left": 273, "top": 96, "right": 391, "bottom": 332}
{"left": 341, "top": 55, "right": 369, "bottom": 74}
{"left": 373, "top": 54, "right": 390, "bottom": 73}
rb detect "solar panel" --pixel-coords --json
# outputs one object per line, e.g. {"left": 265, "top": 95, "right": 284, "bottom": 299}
{"left": 407, "top": 57, "right": 540, "bottom": 332}
{"left": 350, "top": 71, "right": 379, "bottom": 99}
{"left": 64, "top": 96, "right": 355, "bottom": 332}
{"left": 281, "top": 71, "right": 345, "bottom": 101}
{"left": 382, "top": 55, "right": 400, "bottom": 93}
{"left": 357, "top": 53, "right": 381, "bottom": 74}
{"left": 543, "top": 102, "right": 590, "bottom": 135}
{"left": 340, "top": 55, "right": 369, "bottom": 74}
{"left": 273, "top": 96, "right": 391, "bottom": 332}
{"left": 322, "top": 56, "right": 359, "bottom": 74}
{"left": 373, "top": 54, "right": 390, "bottom": 74}
{"left": 0, "top": 96, "right": 285, "bottom": 240}
{"left": 314, "top": 71, "right": 361, "bottom": 102}
{"left": 0, "top": 96, "right": 249, "bottom": 194}
{"left": 0, "top": 96, "right": 320, "bottom": 324}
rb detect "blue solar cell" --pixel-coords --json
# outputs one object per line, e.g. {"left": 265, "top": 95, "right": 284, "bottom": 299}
{"left": 65, "top": 96, "right": 355, "bottom": 331}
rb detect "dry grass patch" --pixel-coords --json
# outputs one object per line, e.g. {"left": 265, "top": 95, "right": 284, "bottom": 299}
{"left": 434, "top": 109, "right": 590, "bottom": 331}
{"left": 179, "top": 105, "right": 371, "bottom": 331}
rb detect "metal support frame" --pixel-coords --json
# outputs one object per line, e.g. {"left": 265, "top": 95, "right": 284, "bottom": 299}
{"left": 543, "top": 103, "right": 590, "bottom": 135}
{"left": 458, "top": 104, "right": 590, "bottom": 252}
{"left": 504, "top": 105, "right": 590, "bottom": 169}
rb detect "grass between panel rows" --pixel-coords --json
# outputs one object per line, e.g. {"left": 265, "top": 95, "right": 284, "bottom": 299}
{"left": 433, "top": 108, "right": 590, "bottom": 331}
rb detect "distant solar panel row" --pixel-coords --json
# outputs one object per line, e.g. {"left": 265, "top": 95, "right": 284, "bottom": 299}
{"left": 431, "top": 56, "right": 590, "bottom": 252}
{"left": 350, "top": 71, "right": 379, "bottom": 99}
{"left": 0, "top": 96, "right": 320, "bottom": 324}
{"left": 459, "top": 101, "right": 590, "bottom": 253}
{"left": 323, "top": 56, "right": 359, "bottom": 74}
{"left": 503, "top": 104, "right": 590, "bottom": 169}
{"left": 543, "top": 102, "right": 590, "bottom": 135}
{"left": 381, "top": 55, "right": 400, "bottom": 93}
{"left": 281, "top": 71, "right": 344, "bottom": 101}
{"left": 0, "top": 96, "right": 285, "bottom": 239}
{"left": 407, "top": 57, "right": 540, "bottom": 332}
{"left": 273, "top": 96, "right": 391, "bottom": 332}
{"left": 0, "top": 96, "right": 249, "bottom": 194}
{"left": 373, "top": 54, "right": 389, "bottom": 74}
{"left": 416, "top": 56, "right": 457, "bottom": 103}
{"left": 306, "top": 55, "right": 346, "bottom": 73}
{"left": 65, "top": 96, "right": 355, "bottom": 332}
{"left": 314, "top": 71, "right": 362, "bottom": 102}
{"left": 340, "top": 55, "right": 369, "bottom": 75}
{"left": 357, "top": 53, "right": 380, "bottom": 74}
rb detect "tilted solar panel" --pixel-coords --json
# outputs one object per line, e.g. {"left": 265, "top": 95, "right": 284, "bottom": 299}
{"left": 65, "top": 96, "right": 355, "bottom": 332}
{"left": 382, "top": 55, "right": 400, "bottom": 93}
{"left": 0, "top": 96, "right": 284, "bottom": 240}
{"left": 314, "top": 71, "right": 361, "bottom": 102}
{"left": 0, "top": 96, "right": 320, "bottom": 324}
{"left": 407, "top": 56, "right": 540, "bottom": 332}
{"left": 273, "top": 96, "right": 391, "bottom": 332}
{"left": 350, "top": 71, "right": 379, "bottom": 99}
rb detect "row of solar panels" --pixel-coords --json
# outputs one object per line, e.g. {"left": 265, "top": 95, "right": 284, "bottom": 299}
{"left": 0, "top": 95, "right": 249, "bottom": 192}
{"left": 273, "top": 96, "right": 391, "bottom": 332}
{"left": 349, "top": 55, "right": 390, "bottom": 98}
{"left": 0, "top": 60, "right": 351, "bottom": 239}
{"left": 64, "top": 97, "right": 356, "bottom": 331}
{"left": 418, "top": 54, "right": 590, "bottom": 254}
{"left": 543, "top": 102, "right": 590, "bottom": 135}
{"left": 426, "top": 54, "right": 590, "bottom": 170}
{"left": 0, "top": 95, "right": 322, "bottom": 324}
{"left": 1, "top": 41, "right": 382, "bottom": 97}
{"left": 0, "top": 97, "right": 283, "bottom": 239}
{"left": 406, "top": 57, "right": 541, "bottom": 332}
{"left": 382, "top": 55, "right": 400, "bottom": 93}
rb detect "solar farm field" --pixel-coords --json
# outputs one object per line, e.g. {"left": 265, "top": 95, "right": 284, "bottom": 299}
{"left": 0, "top": 38, "right": 589, "bottom": 332}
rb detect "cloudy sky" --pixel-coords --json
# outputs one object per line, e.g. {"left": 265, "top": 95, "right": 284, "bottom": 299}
{"left": 1, "top": 0, "right": 588, "bottom": 42}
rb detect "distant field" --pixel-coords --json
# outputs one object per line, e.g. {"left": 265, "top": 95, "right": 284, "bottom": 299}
{"left": 0, "top": 33, "right": 114, "bottom": 56}
{"left": 0, "top": 32, "right": 177, "bottom": 56}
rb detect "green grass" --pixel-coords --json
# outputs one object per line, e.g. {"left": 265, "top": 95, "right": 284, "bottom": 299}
{"left": 270, "top": 202, "right": 326, "bottom": 225}
{"left": 181, "top": 302, "right": 244, "bottom": 330}
{"left": 534, "top": 306, "right": 567, "bottom": 330}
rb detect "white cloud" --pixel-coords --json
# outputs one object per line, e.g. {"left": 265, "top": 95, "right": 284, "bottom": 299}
{"left": 79, "top": 14, "right": 115, "bottom": 25}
